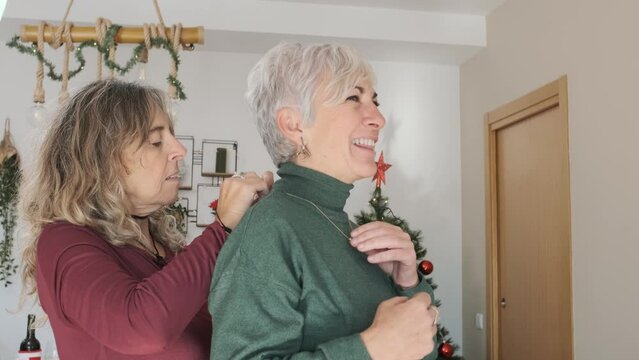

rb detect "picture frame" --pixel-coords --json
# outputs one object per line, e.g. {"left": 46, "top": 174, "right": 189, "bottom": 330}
{"left": 176, "top": 135, "right": 194, "bottom": 190}
{"left": 196, "top": 184, "right": 220, "bottom": 227}
{"left": 201, "top": 139, "right": 238, "bottom": 177}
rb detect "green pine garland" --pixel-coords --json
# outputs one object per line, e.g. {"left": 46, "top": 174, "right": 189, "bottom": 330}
{"left": 355, "top": 185, "right": 463, "bottom": 359}
{"left": 6, "top": 23, "right": 187, "bottom": 100}
{"left": 0, "top": 154, "right": 21, "bottom": 287}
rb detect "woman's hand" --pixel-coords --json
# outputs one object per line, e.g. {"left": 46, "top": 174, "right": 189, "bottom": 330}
{"left": 216, "top": 171, "right": 274, "bottom": 229}
{"left": 361, "top": 293, "right": 438, "bottom": 360}
{"left": 350, "top": 221, "right": 419, "bottom": 289}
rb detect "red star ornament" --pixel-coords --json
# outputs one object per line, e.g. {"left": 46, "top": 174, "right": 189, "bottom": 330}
{"left": 372, "top": 151, "right": 392, "bottom": 188}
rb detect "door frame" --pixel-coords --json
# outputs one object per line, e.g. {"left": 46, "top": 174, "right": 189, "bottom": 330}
{"left": 485, "top": 75, "right": 573, "bottom": 359}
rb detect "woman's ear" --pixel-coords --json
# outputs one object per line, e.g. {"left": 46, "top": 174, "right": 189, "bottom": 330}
{"left": 275, "top": 107, "right": 304, "bottom": 146}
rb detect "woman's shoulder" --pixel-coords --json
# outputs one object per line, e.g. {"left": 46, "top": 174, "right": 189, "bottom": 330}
{"left": 213, "top": 194, "right": 305, "bottom": 292}
{"left": 242, "top": 189, "right": 308, "bottom": 223}
{"left": 224, "top": 191, "right": 306, "bottom": 258}
{"left": 38, "top": 221, "right": 108, "bottom": 254}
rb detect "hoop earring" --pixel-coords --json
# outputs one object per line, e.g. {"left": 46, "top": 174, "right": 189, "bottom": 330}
{"left": 296, "top": 137, "right": 311, "bottom": 159}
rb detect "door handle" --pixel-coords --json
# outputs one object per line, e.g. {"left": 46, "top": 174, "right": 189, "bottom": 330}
{"left": 500, "top": 298, "right": 507, "bottom": 308}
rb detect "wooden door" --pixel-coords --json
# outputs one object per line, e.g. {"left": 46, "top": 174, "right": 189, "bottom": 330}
{"left": 486, "top": 76, "right": 573, "bottom": 360}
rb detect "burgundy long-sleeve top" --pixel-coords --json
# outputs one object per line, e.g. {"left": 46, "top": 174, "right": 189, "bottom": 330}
{"left": 36, "top": 221, "right": 228, "bottom": 359}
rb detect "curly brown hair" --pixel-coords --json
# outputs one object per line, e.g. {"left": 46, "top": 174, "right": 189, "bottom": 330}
{"left": 19, "top": 79, "right": 185, "bottom": 304}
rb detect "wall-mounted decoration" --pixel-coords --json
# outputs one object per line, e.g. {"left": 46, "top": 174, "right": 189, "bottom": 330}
{"left": 0, "top": 119, "right": 21, "bottom": 287}
{"left": 6, "top": 0, "right": 203, "bottom": 114}
{"left": 201, "top": 139, "right": 237, "bottom": 177}
{"left": 196, "top": 184, "right": 219, "bottom": 227}
{"left": 176, "top": 135, "right": 194, "bottom": 190}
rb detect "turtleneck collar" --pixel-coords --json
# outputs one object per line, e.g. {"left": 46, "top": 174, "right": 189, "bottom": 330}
{"left": 274, "top": 162, "right": 354, "bottom": 212}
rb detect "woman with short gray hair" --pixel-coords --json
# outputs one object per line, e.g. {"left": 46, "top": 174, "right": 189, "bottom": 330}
{"left": 209, "top": 42, "right": 438, "bottom": 359}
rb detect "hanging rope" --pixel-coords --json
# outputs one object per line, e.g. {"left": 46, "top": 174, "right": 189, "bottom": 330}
{"left": 42, "top": 0, "right": 75, "bottom": 102}
{"left": 145, "top": 0, "right": 182, "bottom": 99}
{"left": 33, "top": 22, "right": 46, "bottom": 104}
{"left": 107, "top": 33, "right": 116, "bottom": 78}
{"left": 152, "top": 0, "right": 167, "bottom": 28}
{"left": 59, "top": 0, "right": 75, "bottom": 27}
{"left": 168, "top": 24, "right": 182, "bottom": 99}
{"left": 95, "top": 17, "right": 112, "bottom": 80}
{"left": 49, "top": 0, "right": 73, "bottom": 50}
{"left": 60, "top": 23, "right": 74, "bottom": 101}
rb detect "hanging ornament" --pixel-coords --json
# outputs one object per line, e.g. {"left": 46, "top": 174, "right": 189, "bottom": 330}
{"left": 372, "top": 151, "right": 392, "bottom": 188}
{"left": 418, "top": 260, "right": 434, "bottom": 275}
{"left": 137, "top": 62, "right": 147, "bottom": 81}
{"left": 29, "top": 103, "right": 49, "bottom": 129}
{"left": 136, "top": 47, "right": 149, "bottom": 81}
{"left": 169, "top": 98, "right": 181, "bottom": 125}
{"left": 438, "top": 342, "right": 455, "bottom": 358}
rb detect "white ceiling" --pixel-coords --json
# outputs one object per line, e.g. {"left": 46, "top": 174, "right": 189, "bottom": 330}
{"left": 2, "top": 0, "right": 506, "bottom": 64}
{"left": 268, "top": 0, "right": 505, "bottom": 15}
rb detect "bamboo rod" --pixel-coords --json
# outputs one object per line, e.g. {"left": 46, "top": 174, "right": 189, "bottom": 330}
{"left": 20, "top": 25, "right": 204, "bottom": 45}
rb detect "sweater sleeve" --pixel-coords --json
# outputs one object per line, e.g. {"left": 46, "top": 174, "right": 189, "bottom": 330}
{"left": 209, "top": 269, "right": 370, "bottom": 360}
{"left": 37, "top": 221, "right": 228, "bottom": 355}
{"left": 393, "top": 274, "right": 438, "bottom": 360}
{"left": 394, "top": 273, "right": 435, "bottom": 299}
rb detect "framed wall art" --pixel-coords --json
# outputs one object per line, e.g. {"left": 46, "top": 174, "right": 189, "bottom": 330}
{"left": 201, "top": 139, "right": 238, "bottom": 177}
{"left": 176, "top": 135, "right": 194, "bottom": 190}
{"left": 196, "top": 184, "right": 220, "bottom": 227}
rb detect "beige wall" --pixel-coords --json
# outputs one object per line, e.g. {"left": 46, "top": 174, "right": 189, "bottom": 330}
{"left": 461, "top": 0, "right": 639, "bottom": 359}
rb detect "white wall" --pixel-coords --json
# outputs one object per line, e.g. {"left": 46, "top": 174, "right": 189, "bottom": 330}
{"left": 347, "top": 61, "right": 463, "bottom": 353}
{"left": 461, "top": 0, "right": 639, "bottom": 359}
{"left": 0, "top": 20, "right": 462, "bottom": 358}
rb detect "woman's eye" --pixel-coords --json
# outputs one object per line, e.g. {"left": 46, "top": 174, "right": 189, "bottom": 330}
{"left": 151, "top": 141, "right": 162, "bottom": 148}
{"left": 346, "top": 95, "right": 360, "bottom": 103}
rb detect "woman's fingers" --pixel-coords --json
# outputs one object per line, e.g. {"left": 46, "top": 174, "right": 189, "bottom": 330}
{"left": 351, "top": 235, "right": 412, "bottom": 253}
{"left": 216, "top": 170, "right": 273, "bottom": 228}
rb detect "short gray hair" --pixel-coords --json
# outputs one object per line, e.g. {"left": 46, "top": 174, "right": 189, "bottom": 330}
{"left": 246, "top": 42, "right": 376, "bottom": 166}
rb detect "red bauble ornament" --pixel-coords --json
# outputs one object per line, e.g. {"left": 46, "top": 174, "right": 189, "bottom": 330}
{"left": 439, "top": 342, "right": 454, "bottom": 358}
{"left": 418, "top": 260, "right": 434, "bottom": 275}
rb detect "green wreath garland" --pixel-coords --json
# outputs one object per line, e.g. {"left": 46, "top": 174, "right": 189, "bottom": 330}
{"left": 6, "top": 24, "right": 186, "bottom": 100}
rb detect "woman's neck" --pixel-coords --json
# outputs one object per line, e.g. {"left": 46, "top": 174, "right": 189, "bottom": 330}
{"left": 292, "top": 159, "right": 355, "bottom": 184}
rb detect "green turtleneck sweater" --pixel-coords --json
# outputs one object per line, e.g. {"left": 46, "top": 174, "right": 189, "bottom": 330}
{"left": 209, "top": 163, "right": 436, "bottom": 359}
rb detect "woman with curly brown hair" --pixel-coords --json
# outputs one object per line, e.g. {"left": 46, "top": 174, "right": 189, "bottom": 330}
{"left": 20, "top": 79, "right": 272, "bottom": 359}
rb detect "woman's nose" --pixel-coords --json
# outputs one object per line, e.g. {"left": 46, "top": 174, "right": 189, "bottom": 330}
{"left": 365, "top": 106, "right": 385, "bottom": 129}
{"left": 169, "top": 137, "right": 187, "bottom": 161}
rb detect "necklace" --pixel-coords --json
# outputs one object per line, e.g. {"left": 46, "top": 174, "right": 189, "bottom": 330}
{"left": 285, "top": 192, "right": 352, "bottom": 240}
{"left": 134, "top": 236, "right": 167, "bottom": 268}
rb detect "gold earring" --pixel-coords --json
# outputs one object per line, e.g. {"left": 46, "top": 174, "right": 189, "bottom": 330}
{"left": 296, "top": 137, "right": 311, "bottom": 159}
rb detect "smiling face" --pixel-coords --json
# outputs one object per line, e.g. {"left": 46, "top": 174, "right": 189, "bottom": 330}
{"left": 298, "top": 80, "right": 385, "bottom": 184}
{"left": 121, "top": 110, "right": 186, "bottom": 216}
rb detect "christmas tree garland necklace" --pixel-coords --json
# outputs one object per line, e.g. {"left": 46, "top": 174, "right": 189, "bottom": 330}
{"left": 285, "top": 193, "right": 352, "bottom": 240}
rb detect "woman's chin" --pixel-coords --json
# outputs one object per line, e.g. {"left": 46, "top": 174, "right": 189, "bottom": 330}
{"left": 352, "top": 163, "right": 378, "bottom": 182}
